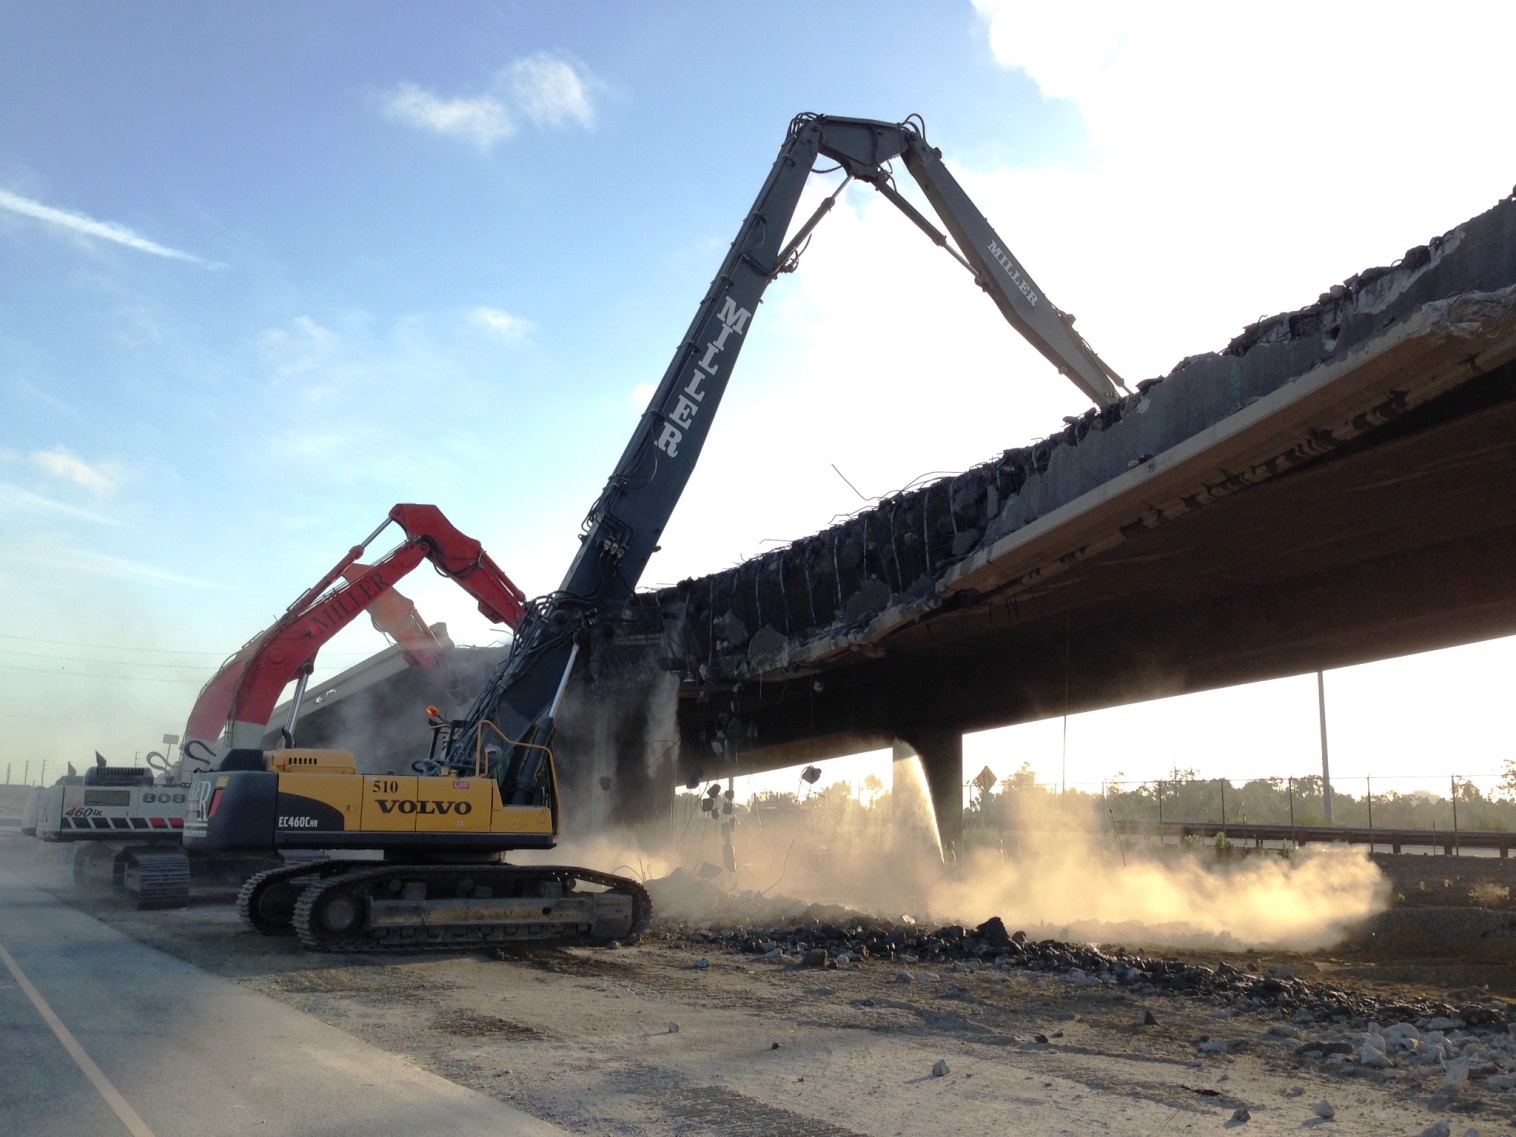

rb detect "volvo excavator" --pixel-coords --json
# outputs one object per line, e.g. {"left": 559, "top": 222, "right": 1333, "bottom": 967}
{"left": 184, "top": 113, "right": 1126, "bottom": 951}
{"left": 33, "top": 503, "right": 523, "bottom": 907}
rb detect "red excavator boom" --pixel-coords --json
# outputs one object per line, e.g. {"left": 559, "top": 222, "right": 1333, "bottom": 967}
{"left": 181, "top": 504, "right": 525, "bottom": 763}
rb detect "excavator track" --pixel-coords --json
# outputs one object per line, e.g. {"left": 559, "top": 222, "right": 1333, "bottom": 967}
{"left": 116, "top": 847, "right": 191, "bottom": 910}
{"left": 237, "top": 858, "right": 381, "bottom": 934}
{"left": 291, "top": 864, "right": 652, "bottom": 953}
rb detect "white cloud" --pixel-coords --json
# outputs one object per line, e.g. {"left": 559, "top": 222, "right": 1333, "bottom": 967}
{"left": 971, "top": 0, "right": 1129, "bottom": 101}
{"left": 11, "top": 375, "right": 79, "bottom": 419}
{"left": 470, "top": 306, "right": 534, "bottom": 344}
{"left": 0, "top": 188, "right": 207, "bottom": 263}
{"left": 381, "top": 82, "right": 515, "bottom": 150}
{"left": 630, "top": 382, "right": 657, "bottom": 409}
{"left": 381, "top": 52, "right": 597, "bottom": 150}
{"left": 505, "top": 52, "right": 595, "bottom": 129}
{"left": 971, "top": 2, "right": 1473, "bottom": 158}
{"left": 1, "top": 544, "right": 223, "bottom": 589}
{"left": 75, "top": 549, "right": 225, "bottom": 589}
{"left": 28, "top": 446, "right": 118, "bottom": 495}
{"left": 962, "top": 0, "right": 1516, "bottom": 382}
{"left": 0, "top": 482, "right": 122, "bottom": 525}
{"left": 256, "top": 315, "right": 340, "bottom": 376}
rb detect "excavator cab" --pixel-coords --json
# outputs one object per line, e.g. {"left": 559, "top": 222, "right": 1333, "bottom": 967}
{"left": 420, "top": 707, "right": 554, "bottom": 809}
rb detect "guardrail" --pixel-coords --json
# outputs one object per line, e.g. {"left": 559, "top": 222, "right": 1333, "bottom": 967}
{"left": 1111, "top": 819, "right": 1512, "bottom": 857}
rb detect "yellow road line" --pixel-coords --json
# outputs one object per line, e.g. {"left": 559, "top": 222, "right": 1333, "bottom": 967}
{"left": 0, "top": 942, "right": 157, "bottom": 1137}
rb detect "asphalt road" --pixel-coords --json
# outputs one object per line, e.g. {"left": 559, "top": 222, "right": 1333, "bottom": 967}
{"left": 0, "top": 853, "right": 568, "bottom": 1137}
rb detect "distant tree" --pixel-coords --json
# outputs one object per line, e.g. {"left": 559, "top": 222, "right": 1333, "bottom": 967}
{"left": 1003, "top": 761, "right": 1038, "bottom": 793}
{"left": 813, "top": 781, "right": 854, "bottom": 802}
{"left": 1499, "top": 759, "right": 1516, "bottom": 802}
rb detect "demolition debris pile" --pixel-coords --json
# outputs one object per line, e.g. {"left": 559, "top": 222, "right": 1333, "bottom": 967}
{"left": 659, "top": 910, "right": 1472, "bottom": 1029}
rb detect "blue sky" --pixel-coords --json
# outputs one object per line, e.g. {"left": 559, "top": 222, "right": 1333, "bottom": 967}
{"left": 3, "top": 1, "right": 1514, "bottom": 794}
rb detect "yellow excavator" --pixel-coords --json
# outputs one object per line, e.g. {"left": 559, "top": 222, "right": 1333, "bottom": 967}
{"left": 182, "top": 113, "right": 1124, "bottom": 951}
{"left": 193, "top": 740, "right": 642, "bottom": 951}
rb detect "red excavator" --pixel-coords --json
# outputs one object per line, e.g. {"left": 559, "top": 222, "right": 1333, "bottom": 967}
{"left": 33, "top": 503, "right": 525, "bottom": 907}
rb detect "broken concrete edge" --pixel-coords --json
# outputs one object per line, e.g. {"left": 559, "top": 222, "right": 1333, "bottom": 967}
{"left": 940, "top": 287, "right": 1516, "bottom": 601}
{"left": 781, "top": 286, "right": 1516, "bottom": 671}
{"left": 637, "top": 194, "right": 1516, "bottom": 685}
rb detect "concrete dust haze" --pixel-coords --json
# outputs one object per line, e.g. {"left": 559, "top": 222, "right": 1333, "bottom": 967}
{"left": 542, "top": 749, "right": 1389, "bottom": 952}
{"left": 929, "top": 789, "right": 1389, "bottom": 951}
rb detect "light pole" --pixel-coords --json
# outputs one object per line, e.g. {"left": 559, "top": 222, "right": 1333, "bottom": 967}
{"left": 1317, "top": 671, "right": 1334, "bottom": 824}
{"left": 1367, "top": 776, "right": 1374, "bottom": 853}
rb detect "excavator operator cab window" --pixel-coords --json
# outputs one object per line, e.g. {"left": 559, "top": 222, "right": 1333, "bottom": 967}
{"left": 493, "top": 746, "right": 523, "bottom": 799}
{"left": 489, "top": 743, "right": 551, "bottom": 808}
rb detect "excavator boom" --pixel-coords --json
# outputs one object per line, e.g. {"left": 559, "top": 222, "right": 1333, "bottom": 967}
{"left": 185, "top": 503, "right": 525, "bottom": 761}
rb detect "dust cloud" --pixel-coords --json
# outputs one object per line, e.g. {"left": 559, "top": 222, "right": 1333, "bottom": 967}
{"left": 544, "top": 755, "right": 1390, "bottom": 953}
{"left": 929, "top": 791, "right": 1390, "bottom": 951}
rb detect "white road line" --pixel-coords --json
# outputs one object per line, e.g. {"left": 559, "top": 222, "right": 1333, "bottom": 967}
{"left": 0, "top": 942, "right": 157, "bottom": 1137}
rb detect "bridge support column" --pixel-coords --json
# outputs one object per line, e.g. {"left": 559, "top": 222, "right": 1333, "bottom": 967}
{"left": 895, "top": 726, "right": 963, "bottom": 861}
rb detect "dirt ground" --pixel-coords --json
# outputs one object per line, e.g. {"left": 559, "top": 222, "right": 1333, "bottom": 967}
{"left": 9, "top": 838, "right": 1516, "bottom": 1137}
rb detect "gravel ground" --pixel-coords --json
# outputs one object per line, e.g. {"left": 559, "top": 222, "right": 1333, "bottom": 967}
{"left": 10, "top": 838, "right": 1516, "bottom": 1135}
